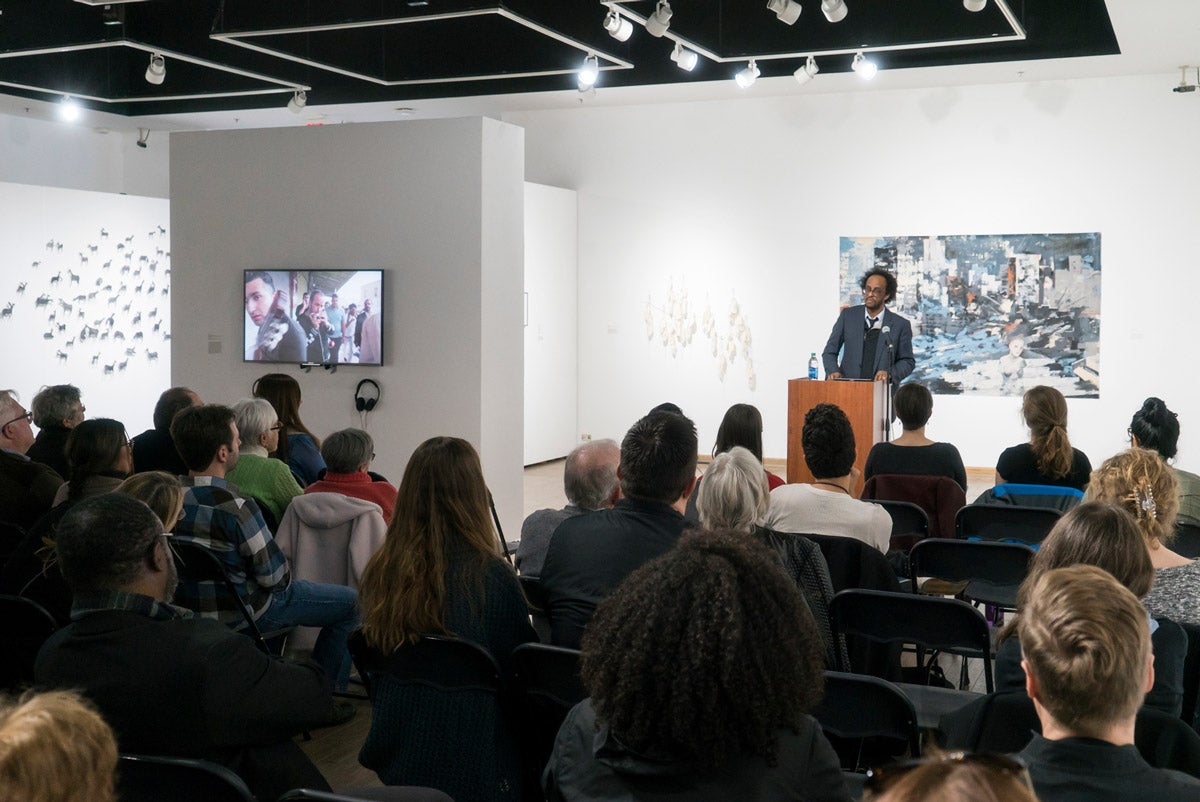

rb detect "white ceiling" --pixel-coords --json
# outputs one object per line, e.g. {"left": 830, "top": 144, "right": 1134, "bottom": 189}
{"left": 1, "top": 0, "right": 1195, "bottom": 135}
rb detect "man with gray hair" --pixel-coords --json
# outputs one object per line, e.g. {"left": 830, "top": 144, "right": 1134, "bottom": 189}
{"left": 35, "top": 494, "right": 343, "bottom": 801}
{"left": 26, "top": 384, "right": 84, "bottom": 479}
{"left": 0, "top": 390, "right": 63, "bottom": 537}
{"left": 515, "top": 438, "right": 620, "bottom": 576}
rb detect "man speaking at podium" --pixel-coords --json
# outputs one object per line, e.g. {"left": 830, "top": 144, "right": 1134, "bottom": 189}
{"left": 822, "top": 267, "right": 915, "bottom": 384}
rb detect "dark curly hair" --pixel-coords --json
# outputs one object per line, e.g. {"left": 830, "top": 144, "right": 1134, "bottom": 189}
{"left": 580, "top": 528, "right": 824, "bottom": 771}
{"left": 860, "top": 268, "right": 897, "bottom": 303}
{"left": 802, "top": 403, "right": 855, "bottom": 479}
{"left": 1130, "top": 397, "right": 1180, "bottom": 461}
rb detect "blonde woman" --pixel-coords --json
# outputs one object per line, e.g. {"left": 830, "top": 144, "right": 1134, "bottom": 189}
{"left": 0, "top": 690, "right": 117, "bottom": 802}
{"left": 1086, "top": 448, "right": 1198, "bottom": 625}
{"left": 995, "top": 385, "right": 1091, "bottom": 489}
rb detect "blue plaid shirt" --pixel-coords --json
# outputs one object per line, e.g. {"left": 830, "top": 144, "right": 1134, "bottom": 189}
{"left": 175, "top": 475, "right": 290, "bottom": 627}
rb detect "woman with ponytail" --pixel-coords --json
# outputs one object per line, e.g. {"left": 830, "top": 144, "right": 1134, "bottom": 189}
{"left": 995, "top": 385, "right": 1092, "bottom": 490}
{"left": 1130, "top": 397, "right": 1200, "bottom": 526}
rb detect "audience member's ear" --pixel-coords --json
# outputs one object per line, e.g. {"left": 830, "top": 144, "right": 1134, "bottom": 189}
{"left": 680, "top": 473, "right": 698, "bottom": 502}
{"left": 1021, "top": 658, "right": 1040, "bottom": 703}
{"left": 1146, "top": 653, "right": 1156, "bottom": 695}
{"left": 607, "top": 485, "right": 621, "bottom": 507}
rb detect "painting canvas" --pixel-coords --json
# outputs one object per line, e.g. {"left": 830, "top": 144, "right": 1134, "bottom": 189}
{"left": 838, "top": 233, "right": 1101, "bottom": 398}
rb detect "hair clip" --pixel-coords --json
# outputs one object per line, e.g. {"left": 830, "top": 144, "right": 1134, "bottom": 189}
{"left": 1135, "top": 482, "right": 1157, "bottom": 521}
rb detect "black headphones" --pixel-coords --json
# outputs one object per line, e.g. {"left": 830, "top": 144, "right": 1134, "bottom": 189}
{"left": 355, "top": 378, "right": 380, "bottom": 412}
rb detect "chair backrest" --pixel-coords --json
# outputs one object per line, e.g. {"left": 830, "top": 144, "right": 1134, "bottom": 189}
{"left": 1174, "top": 523, "right": 1200, "bottom": 560}
{"left": 116, "top": 753, "right": 256, "bottom": 802}
{"left": 909, "top": 539, "right": 1034, "bottom": 608}
{"left": 955, "top": 503, "right": 1061, "bottom": 546}
{"left": 861, "top": 473, "right": 966, "bottom": 540}
{"left": 0, "top": 593, "right": 57, "bottom": 691}
{"left": 511, "top": 643, "right": 586, "bottom": 793}
{"left": 812, "top": 670, "right": 921, "bottom": 770}
{"left": 348, "top": 630, "right": 503, "bottom": 698}
{"left": 0, "top": 520, "right": 28, "bottom": 565}
{"left": 830, "top": 588, "right": 993, "bottom": 692}
{"left": 168, "top": 540, "right": 269, "bottom": 652}
{"left": 277, "top": 789, "right": 454, "bottom": 802}
{"left": 872, "top": 499, "right": 931, "bottom": 552}
{"left": 985, "top": 483, "right": 1084, "bottom": 512}
{"left": 245, "top": 496, "right": 278, "bottom": 533}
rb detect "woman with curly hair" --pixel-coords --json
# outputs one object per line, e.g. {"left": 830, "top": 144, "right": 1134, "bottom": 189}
{"left": 1086, "top": 448, "right": 1200, "bottom": 625}
{"left": 995, "top": 385, "right": 1091, "bottom": 489}
{"left": 544, "top": 529, "right": 850, "bottom": 801}
{"left": 251, "top": 373, "right": 325, "bottom": 486}
{"left": 1129, "top": 396, "right": 1200, "bottom": 527}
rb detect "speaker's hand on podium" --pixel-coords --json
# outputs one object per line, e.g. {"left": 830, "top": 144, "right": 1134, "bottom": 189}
{"left": 828, "top": 371, "right": 843, "bottom": 380}
{"left": 873, "top": 370, "right": 890, "bottom": 382}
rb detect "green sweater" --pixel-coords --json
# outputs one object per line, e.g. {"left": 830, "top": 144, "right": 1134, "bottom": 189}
{"left": 225, "top": 454, "right": 303, "bottom": 525}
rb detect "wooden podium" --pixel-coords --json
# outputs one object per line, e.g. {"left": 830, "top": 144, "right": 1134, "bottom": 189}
{"left": 786, "top": 378, "right": 886, "bottom": 496}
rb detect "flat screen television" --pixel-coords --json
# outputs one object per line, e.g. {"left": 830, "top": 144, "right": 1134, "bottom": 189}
{"left": 243, "top": 269, "right": 383, "bottom": 366}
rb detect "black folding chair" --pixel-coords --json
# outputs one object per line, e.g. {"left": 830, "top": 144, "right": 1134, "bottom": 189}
{"left": 1175, "top": 523, "right": 1200, "bottom": 560}
{"left": 812, "top": 670, "right": 921, "bottom": 773}
{"left": 873, "top": 499, "right": 931, "bottom": 553}
{"left": 0, "top": 593, "right": 58, "bottom": 691}
{"left": 518, "top": 574, "right": 550, "bottom": 643}
{"left": 349, "top": 631, "right": 519, "bottom": 800}
{"left": 117, "top": 754, "right": 255, "bottom": 802}
{"left": 169, "top": 539, "right": 284, "bottom": 654}
{"left": 830, "top": 588, "right": 994, "bottom": 694}
{"left": 955, "top": 504, "right": 1061, "bottom": 547}
{"left": 909, "top": 539, "right": 1035, "bottom": 609}
{"left": 511, "top": 643, "right": 586, "bottom": 791}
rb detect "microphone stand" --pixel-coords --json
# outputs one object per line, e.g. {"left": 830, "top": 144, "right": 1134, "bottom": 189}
{"left": 883, "top": 325, "right": 895, "bottom": 441}
{"left": 488, "top": 489, "right": 514, "bottom": 564}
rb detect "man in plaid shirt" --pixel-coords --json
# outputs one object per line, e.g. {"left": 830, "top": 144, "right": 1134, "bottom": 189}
{"left": 171, "top": 404, "right": 358, "bottom": 689}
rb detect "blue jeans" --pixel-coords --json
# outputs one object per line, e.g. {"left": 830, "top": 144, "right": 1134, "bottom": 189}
{"left": 256, "top": 580, "right": 359, "bottom": 690}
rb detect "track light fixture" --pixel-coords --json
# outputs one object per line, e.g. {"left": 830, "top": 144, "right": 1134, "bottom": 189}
{"left": 144, "top": 52, "right": 165, "bottom": 85}
{"left": 670, "top": 42, "right": 698, "bottom": 71}
{"left": 645, "top": 0, "right": 672, "bottom": 37}
{"left": 963, "top": 0, "right": 987, "bottom": 10}
{"left": 603, "top": 8, "right": 633, "bottom": 42}
{"left": 767, "top": 0, "right": 802, "bottom": 25}
{"left": 136, "top": 128, "right": 150, "bottom": 149}
{"left": 851, "top": 51, "right": 877, "bottom": 80}
{"left": 287, "top": 89, "right": 307, "bottom": 113}
{"left": 577, "top": 54, "right": 600, "bottom": 89}
{"left": 59, "top": 96, "right": 81, "bottom": 122}
{"left": 1173, "top": 66, "right": 1198, "bottom": 94}
{"left": 793, "top": 55, "right": 819, "bottom": 85}
{"left": 821, "top": 0, "right": 848, "bottom": 22}
{"left": 735, "top": 59, "right": 760, "bottom": 89}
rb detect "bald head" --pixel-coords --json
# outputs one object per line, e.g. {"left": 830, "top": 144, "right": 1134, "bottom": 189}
{"left": 564, "top": 439, "right": 620, "bottom": 511}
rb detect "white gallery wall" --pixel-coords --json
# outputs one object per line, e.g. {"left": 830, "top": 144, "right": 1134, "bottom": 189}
{"left": 506, "top": 72, "right": 1200, "bottom": 472}
{"left": 0, "top": 181, "right": 171, "bottom": 435}
{"left": 169, "top": 118, "right": 526, "bottom": 535}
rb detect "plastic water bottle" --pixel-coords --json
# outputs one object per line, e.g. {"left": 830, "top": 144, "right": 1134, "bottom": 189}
{"left": 808, "top": 352, "right": 819, "bottom": 380}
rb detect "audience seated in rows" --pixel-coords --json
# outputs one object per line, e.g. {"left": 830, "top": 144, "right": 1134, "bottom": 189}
{"left": 1085, "top": 447, "right": 1200, "bottom": 627}
{"left": 1016, "top": 565, "right": 1200, "bottom": 800}
{"left": 356, "top": 436, "right": 534, "bottom": 795}
{"left": 225, "top": 397, "right": 303, "bottom": 524}
{"left": 995, "top": 385, "right": 1092, "bottom": 490}
{"left": 52, "top": 418, "right": 132, "bottom": 507}
{"left": 252, "top": 373, "right": 326, "bottom": 486}
{"left": 864, "top": 752, "right": 1037, "bottom": 802}
{"left": 130, "top": 386, "right": 199, "bottom": 476}
{"left": 515, "top": 438, "right": 620, "bottom": 576}
{"left": 544, "top": 529, "right": 851, "bottom": 802}
{"left": 304, "top": 428, "right": 399, "bottom": 524}
{"left": 696, "top": 446, "right": 844, "bottom": 670}
{"left": 765, "top": 403, "right": 891, "bottom": 552}
{"left": 0, "top": 690, "right": 117, "bottom": 802}
{"left": 864, "top": 383, "right": 966, "bottom": 491}
{"left": 35, "top": 494, "right": 340, "bottom": 801}
{"left": 0, "top": 390, "right": 62, "bottom": 536}
{"left": 1130, "top": 396, "right": 1200, "bottom": 528}
{"left": 994, "top": 502, "right": 1186, "bottom": 717}
{"left": 25, "top": 384, "right": 85, "bottom": 481}
{"left": 540, "top": 410, "right": 697, "bottom": 649}
{"left": 170, "top": 404, "right": 359, "bottom": 689}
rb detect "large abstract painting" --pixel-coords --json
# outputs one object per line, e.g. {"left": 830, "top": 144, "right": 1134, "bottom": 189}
{"left": 838, "top": 233, "right": 1101, "bottom": 398}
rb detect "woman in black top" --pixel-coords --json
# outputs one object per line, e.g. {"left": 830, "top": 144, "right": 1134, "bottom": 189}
{"left": 995, "top": 385, "right": 1091, "bottom": 489}
{"left": 864, "top": 383, "right": 967, "bottom": 490}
